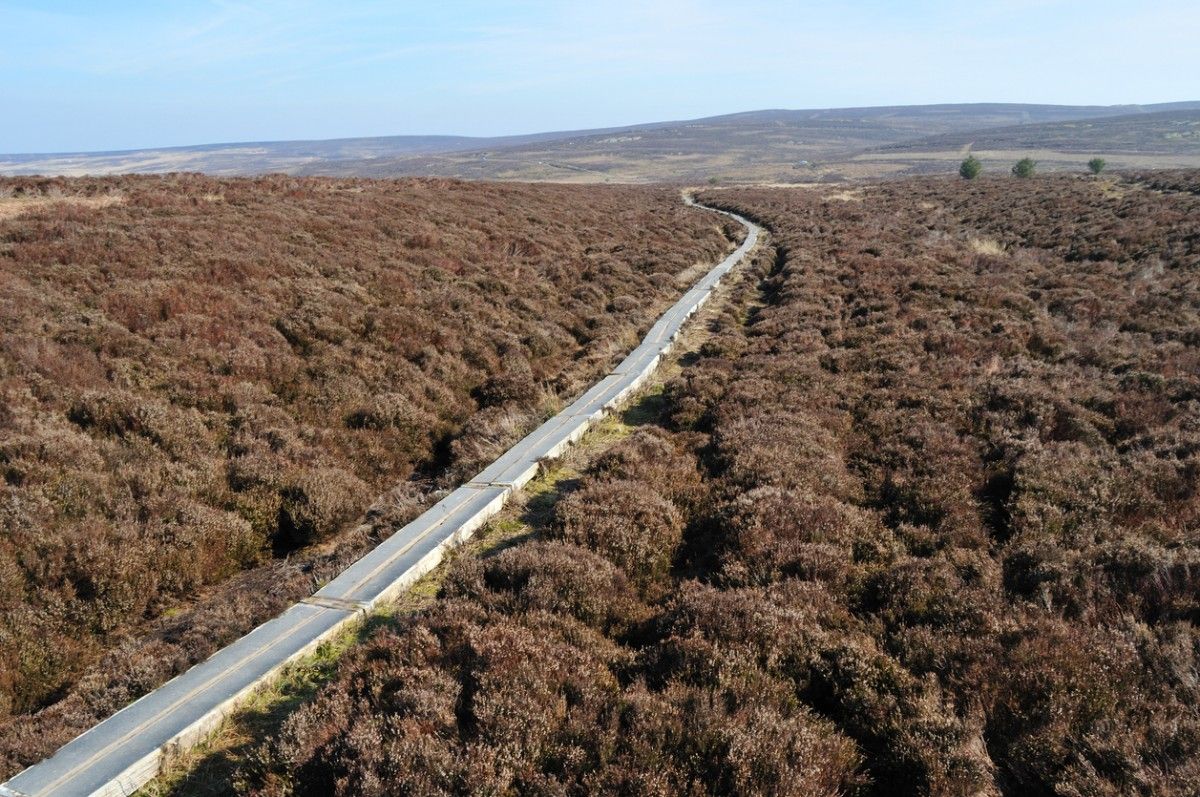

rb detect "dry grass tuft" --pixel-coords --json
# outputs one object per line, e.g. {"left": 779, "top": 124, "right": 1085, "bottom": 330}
{"left": 967, "top": 236, "right": 1005, "bottom": 256}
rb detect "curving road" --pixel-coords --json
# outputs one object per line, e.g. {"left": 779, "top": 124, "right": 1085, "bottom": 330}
{"left": 0, "top": 196, "right": 760, "bottom": 797}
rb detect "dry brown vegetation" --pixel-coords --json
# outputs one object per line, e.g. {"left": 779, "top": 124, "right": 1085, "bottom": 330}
{"left": 0, "top": 174, "right": 735, "bottom": 773}
{"left": 237, "top": 172, "right": 1199, "bottom": 796}
{"left": 1128, "top": 168, "right": 1200, "bottom": 195}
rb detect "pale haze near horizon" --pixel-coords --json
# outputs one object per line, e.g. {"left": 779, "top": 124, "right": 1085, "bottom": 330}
{"left": 1, "top": 0, "right": 1197, "bottom": 154}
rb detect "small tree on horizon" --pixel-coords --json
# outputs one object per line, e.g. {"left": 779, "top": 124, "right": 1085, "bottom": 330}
{"left": 959, "top": 155, "right": 982, "bottom": 180}
{"left": 1012, "top": 158, "right": 1037, "bottom": 178}
{"left": 1088, "top": 157, "right": 1107, "bottom": 175}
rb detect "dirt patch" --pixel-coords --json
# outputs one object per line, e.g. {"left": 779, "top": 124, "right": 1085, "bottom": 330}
{"left": 0, "top": 194, "right": 123, "bottom": 219}
{"left": 822, "top": 188, "right": 864, "bottom": 202}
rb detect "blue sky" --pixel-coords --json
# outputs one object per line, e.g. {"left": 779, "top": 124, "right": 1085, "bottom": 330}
{"left": 2, "top": 0, "right": 1197, "bottom": 153}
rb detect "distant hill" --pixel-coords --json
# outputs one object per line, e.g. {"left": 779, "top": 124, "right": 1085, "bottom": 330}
{"left": 0, "top": 128, "right": 649, "bottom": 177}
{"left": 848, "top": 109, "right": 1200, "bottom": 178}
{"left": 873, "top": 109, "right": 1200, "bottom": 155}
{"left": 4, "top": 102, "right": 1200, "bottom": 181}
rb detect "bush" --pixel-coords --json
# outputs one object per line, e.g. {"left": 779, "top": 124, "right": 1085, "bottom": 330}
{"left": 241, "top": 602, "right": 627, "bottom": 796}
{"left": 277, "top": 468, "right": 370, "bottom": 548}
{"left": 959, "top": 155, "right": 982, "bottom": 180}
{"left": 623, "top": 681, "right": 865, "bottom": 797}
{"left": 714, "top": 486, "right": 871, "bottom": 588}
{"left": 342, "top": 391, "right": 434, "bottom": 435}
{"left": 1087, "top": 157, "right": 1106, "bottom": 175}
{"left": 693, "top": 175, "right": 1200, "bottom": 794}
{"left": 439, "top": 541, "right": 649, "bottom": 634}
{"left": 588, "top": 427, "right": 704, "bottom": 509}
{"left": 550, "top": 479, "right": 684, "bottom": 592}
{"left": 989, "top": 620, "right": 1156, "bottom": 795}
{"left": 472, "top": 357, "right": 540, "bottom": 408}
{"left": 1011, "top": 158, "right": 1037, "bottom": 178}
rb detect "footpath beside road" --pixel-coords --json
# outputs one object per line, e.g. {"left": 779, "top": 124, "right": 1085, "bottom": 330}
{"left": 0, "top": 196, "right": 760, "bottom": 797}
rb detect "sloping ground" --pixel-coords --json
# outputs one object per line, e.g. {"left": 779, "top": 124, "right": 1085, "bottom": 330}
{"left": 233, "top": 172, "right": 1199, "bottom": 796}
{"left": 844, "top": 111, "right": 1200, "bottom": 178}
{"left": 0, "top": 176, "right": 735, "bottom": 776}
{"left": 7, "top": 103, "right": 1199, "bottom": 181}
{"left": 1129, "top": 168, "right": 1200, "bottom": 194}
{"left": 0, "top": 128, "right": 652, "bottom": 178}
{"left": 300, "top": 104, "right": 1200, "bottom": 183}
{"left": 874, "top": 109, "right": 1200, "bottom": 155}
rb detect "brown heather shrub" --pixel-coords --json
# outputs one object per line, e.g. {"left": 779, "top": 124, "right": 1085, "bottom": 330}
{"left": 714, "top": 486, "right": 885, "bottom": 589}
{"left": 686, "top": 173, "right": 1200, "bottom": 794}
{"left": 241, "top": 591, "right": 866, "bottom": 797}
{"left": 646, "top": 581, "right": 992, "bottom": 795}
{"left": 439, "top": 540, "right": 650, "bottom": 636}
{"left": 242, "top": 602, "right": 630, "bottom": 796}
{"left": 0, "top": 174, "right": 732, "bottom": 771}
{"left": 472, "top": 355, "right": 541, "bottom": 408}
{"left": 277, "top": 468, "right": 372, "bottom": 547}
{"left": 0, "top": 481, "right": 429, "bottom": 779}
{"left": 1125, "top": 169, "right": 1200, "bottom": 196}
{"left": 647, "top": 580, "right": 851, "bottom": 684}
{"left": 986, "top": 617, "right": 1186, "bottom": 796}
{"left": 550, "top": 479, "right": 684, "bottom": 593}
{"left": 439, "top": 403, "right": 541, "bottom": 487}
{"left": 591, "top": 680, "right": 863, "bottom": 797}
{"left": 211, "top": 172, "right": 1200, "bottom": 795}
{"left": 588, "top": 426, "right": 705, "bottom": 510}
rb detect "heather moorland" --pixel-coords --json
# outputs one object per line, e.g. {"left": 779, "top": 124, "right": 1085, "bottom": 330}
{"left": 233, "top": 171, "right": 1199, "bottom": 796}
{"left": 0, "top": 175, "right": 735, "bottom": 773}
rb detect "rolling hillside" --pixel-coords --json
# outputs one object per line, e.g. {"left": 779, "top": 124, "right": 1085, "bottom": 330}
{"left": 0, "top": 129, "right": 642, "bottom": 177}
{"left": 4, "top": 102, "right": 1199, "bottom": 181}
{"left": 850, "top": 108, "right": 1200, "bottom": 176}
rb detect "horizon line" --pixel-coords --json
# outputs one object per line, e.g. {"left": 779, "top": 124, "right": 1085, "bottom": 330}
{"left": 4, "top": 99, "right": 1197, "bottom": 158}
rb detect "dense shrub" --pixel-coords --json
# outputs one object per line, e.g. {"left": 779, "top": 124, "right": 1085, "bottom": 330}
{"left": 244, "top": 602, "right": 629, "bottom": 796}
{"left": 0, "top": 483, "right": 430, "bottom": 779}
{"left": 1126, "top": 168, "right": 1200, "bottom": 194}
{"left": 714, "top": 486, "right": 878, "bottom": 588}
{"left": 212, "top": 172, "right": 1200, "bottom": 796}
{"left": 588, "top": 427, "right": 705, "bottom": 510}
{"left": 0, "top": 175, "right": 731, "bottom": 768}
{"left": 1011, "top": 157, "right": 1037, "bottom": 178}
{"left": 550, "top": 479, "right": 684, "bottom": 593}
{"left": 689, "top": 174, "right": 1200, "bottom": 794}
{"left": 244, "top": 588, "right": 864, "bottom": 797}
{"left": 439, "top": 541, "right": 650, "bottom": 635}
{"left": 277, "top": 468, "right": 371, "bottom": 547}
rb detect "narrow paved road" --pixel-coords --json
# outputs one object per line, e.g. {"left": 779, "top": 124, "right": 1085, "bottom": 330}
{"left": 0, "top": 196, "right": 760, "bottom": 797}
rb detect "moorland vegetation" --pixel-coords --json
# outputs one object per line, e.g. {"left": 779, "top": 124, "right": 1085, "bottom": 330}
{"left": 0, "top": 174, "right": 735, "bottom": 774}
{"left": 238, "top": 171, "right": 1199, "bottom": 796}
